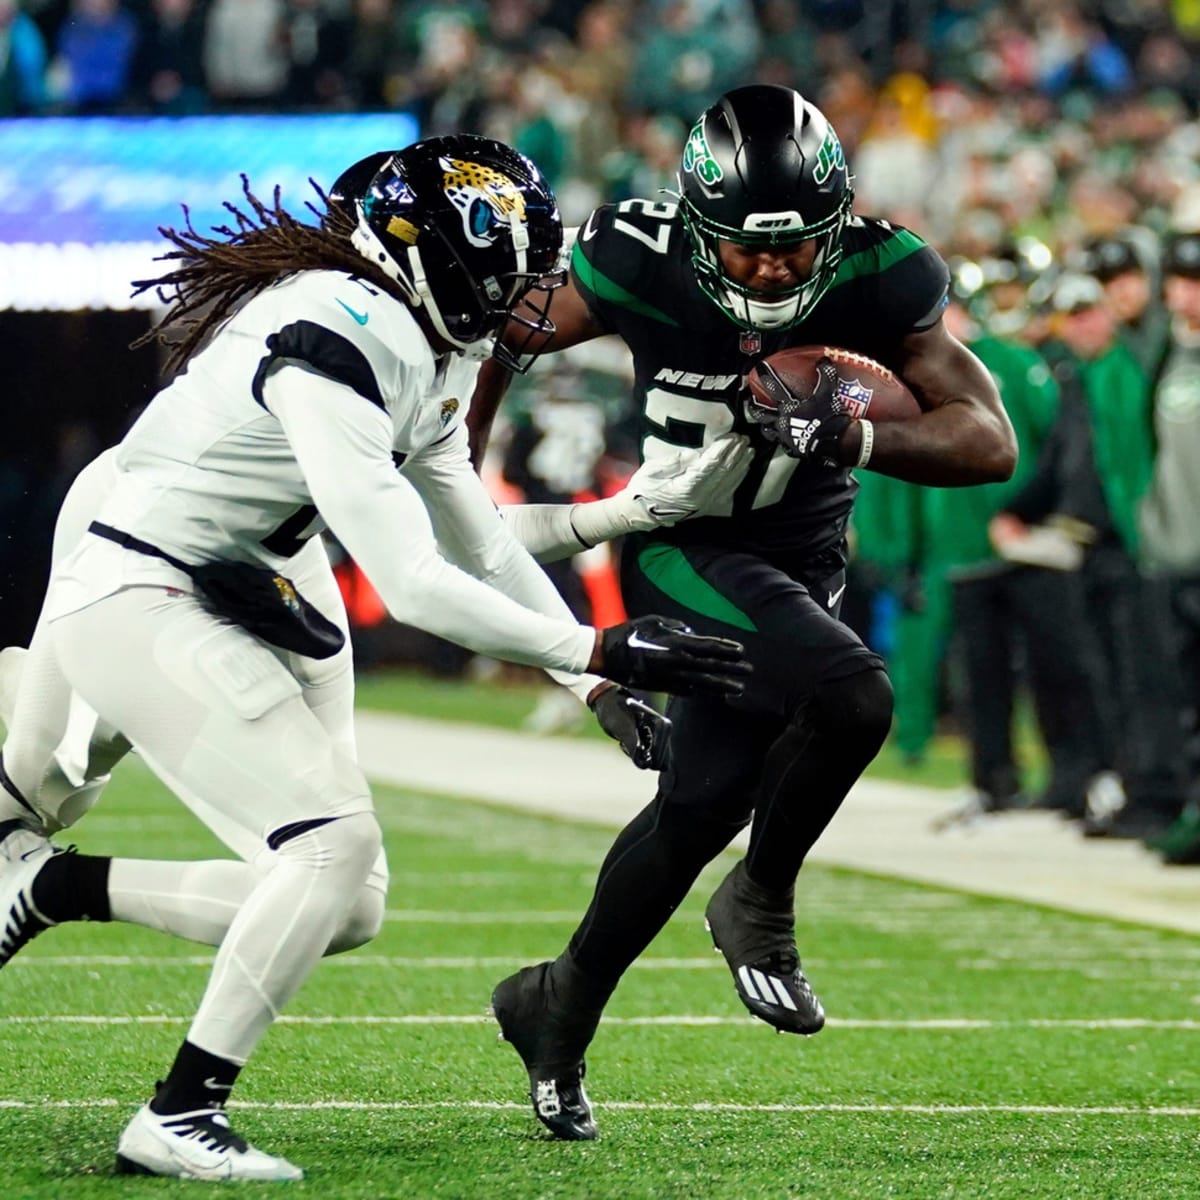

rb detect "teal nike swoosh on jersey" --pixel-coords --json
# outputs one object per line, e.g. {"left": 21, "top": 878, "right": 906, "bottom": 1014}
{"left": 336, "top": 298, "right": 369, "bottom": 325}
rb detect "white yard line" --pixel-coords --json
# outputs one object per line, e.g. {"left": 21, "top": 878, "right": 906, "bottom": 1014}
{"left": 6, "top": 1014, "right": 1200, "bottom": 1030}
{"left": 382, "top": 910, "right": 594, "bottom": 922}
{"left": 3, "top": 1097, "right": 1199, "bottom": 1117}
{"left": 355, "top": 711, "right": 1200, "bottom": 935}
{"left": 11, "top": 955, "right": 730, "bottom": 968}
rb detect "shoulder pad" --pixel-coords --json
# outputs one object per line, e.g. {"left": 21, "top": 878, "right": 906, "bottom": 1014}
{"left": 570, "top": 200, "right": 687, "bottom": 329}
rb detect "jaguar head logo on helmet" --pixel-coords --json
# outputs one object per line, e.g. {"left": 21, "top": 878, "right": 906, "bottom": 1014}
{"left": 677, "top": 84, "right": 855, "bottom": 333}
{"left": 345, "top": 135, "right": 565, "bottom": 372}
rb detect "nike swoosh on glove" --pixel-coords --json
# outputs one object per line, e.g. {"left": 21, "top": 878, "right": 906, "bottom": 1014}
{"left": 626, "top": 433, "right": 753, "bottom": 525}
{"left": 589, "top": 685, "right": 672, "bottom": 770}
{"left": 600, "top": 615, "right": 751, "bottom": 698}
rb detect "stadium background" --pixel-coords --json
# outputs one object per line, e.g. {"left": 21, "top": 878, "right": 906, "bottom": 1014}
{"left": 9, "top": 5, "right": 1200, "bottom": 1195}
{"left": 3, "top": 0, "right": 1199, "bottom": 788}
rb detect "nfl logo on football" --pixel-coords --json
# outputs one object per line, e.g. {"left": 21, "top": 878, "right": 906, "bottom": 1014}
{"left": 833, "top": 376, "right": 873, "bottom": 419}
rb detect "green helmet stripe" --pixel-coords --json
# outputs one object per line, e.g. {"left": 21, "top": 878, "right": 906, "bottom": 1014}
{"left": 572, "top": 241, "right": 681, "bottom": 326}
{"left": 636, "top": 542, "right": 758, "bottom": 632}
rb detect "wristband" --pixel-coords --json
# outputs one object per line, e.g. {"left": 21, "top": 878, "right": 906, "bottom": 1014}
{"left": 854, "top": 419, "right": 875, "bottom": 469}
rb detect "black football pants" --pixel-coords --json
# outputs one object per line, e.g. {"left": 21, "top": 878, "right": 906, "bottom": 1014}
{"left": 951, "top": 565, "right": 1108, "bottom": 812}
{"left": 565, "top": 537, "right": 890, "bottom": 995}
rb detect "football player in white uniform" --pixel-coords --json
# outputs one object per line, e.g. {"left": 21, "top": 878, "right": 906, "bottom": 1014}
{"left": 0, "top": 137, "right": 751, "bottom": 1182}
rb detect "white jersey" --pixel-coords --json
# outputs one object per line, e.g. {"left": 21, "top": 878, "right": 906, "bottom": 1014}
{"left": 48, "top": 269, "right": 598, "bottom": 681}
{"left": 72, "top": 270, "right": 476, "bottom": 573}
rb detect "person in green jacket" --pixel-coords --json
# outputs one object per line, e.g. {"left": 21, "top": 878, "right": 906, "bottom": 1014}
{"left": 926, "top": 287, "right": 1110, "bottom": 816}
{"left": 994, "top": 273, "right": 1183, "bottom": 841}
{"left": 849, "top": 467, "right": 951, "bottom": 766}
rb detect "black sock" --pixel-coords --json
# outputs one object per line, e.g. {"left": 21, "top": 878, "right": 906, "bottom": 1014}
{"left": 30, "top": 852, "right": 112, "bottom": 923}
{"left": 150, "top": 1041, "right": 242, "bottom": 1115}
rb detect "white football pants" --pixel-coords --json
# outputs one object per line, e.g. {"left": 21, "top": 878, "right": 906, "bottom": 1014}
{"left": 1, "top": 452, "right": 388, "bottom": 1008}
{"left": 50, "top": 582, "right": 382, "bottom": 1064}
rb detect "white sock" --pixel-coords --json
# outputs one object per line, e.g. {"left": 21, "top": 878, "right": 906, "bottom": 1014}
{"left": 108, "top": 855, "right": 386, "bottom": 954}
{"left": 109, "top": 859, "right": 254, "bottom": 946}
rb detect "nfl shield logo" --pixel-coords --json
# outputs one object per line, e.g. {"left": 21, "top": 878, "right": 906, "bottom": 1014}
{"left": 739, "top": 330, "right": 761, "bottom": 356}
{"left": 833, "top": 376, "right": 873, "bottom": 419}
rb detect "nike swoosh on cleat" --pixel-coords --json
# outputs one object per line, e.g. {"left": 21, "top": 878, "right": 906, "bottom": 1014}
{"left": 335, "top": 299, "right": 369, "bottom": 325}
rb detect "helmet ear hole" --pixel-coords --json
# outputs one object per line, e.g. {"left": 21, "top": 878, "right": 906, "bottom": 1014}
{"left": 678, "top": 85, "right": 853, "bottom": 331}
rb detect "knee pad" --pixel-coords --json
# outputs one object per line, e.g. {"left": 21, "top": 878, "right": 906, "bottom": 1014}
{"left": 273, "top": 810, "right": 383, "bottom": 881}
{"left": 806, "top": 666, "right": 894, "bottom": 753}
{"left": 327, "top": 881, "right": 386, "bottom": 954}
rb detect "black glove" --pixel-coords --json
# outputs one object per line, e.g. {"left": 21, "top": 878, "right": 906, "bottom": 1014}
{"left": 589, "top": 685, "right": 672, "bottom": 771}
{"left": 745, "top": 359, "right": 851, "bottom": 467}
{"left": 600, "top": 615, "right": 750, "bottom": 698}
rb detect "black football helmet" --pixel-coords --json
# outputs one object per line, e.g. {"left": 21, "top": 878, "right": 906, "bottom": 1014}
{"left": 350, "top": 135, "right": 564, "bottom": 370}
{"left": 678, "top": 85, "right": 854, "bottom": 331}
{"left": 325, "top": 150, "right": 393, "bottom": 227}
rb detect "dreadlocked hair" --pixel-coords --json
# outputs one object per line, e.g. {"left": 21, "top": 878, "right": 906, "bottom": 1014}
{"left": 131, "top": 176, "right": 402, "bottom": 374}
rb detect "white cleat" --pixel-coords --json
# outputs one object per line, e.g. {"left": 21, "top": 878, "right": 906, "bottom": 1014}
{"left": 116, "top": 1104, "right": 303, "bottom": 1182}
{"left": 0, "top": 820, "right": 57, "bottom": 968}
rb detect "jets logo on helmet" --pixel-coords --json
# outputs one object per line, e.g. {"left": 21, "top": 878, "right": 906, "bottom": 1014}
{"left": 677, "top": 85, "right": 856, "bottom": 332}
{"left": 682, "top": 119, "right": 723, "bottom": 189}
{"left": 813, "top": 128, "right": 846, "bottom": 186}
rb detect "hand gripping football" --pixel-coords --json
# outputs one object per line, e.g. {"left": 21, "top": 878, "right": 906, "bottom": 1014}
{"left": 746, "top": 345, "right": 921, "bottom": 423}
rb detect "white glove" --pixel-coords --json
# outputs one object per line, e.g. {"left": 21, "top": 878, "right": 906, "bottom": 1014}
{"left": 625, "top": 433, "right": 753, "bottom": 527}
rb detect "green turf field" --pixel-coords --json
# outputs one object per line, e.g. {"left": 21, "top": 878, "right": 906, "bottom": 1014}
{"left": 4, "top": 759, "right": 1197, "bottom": 1199}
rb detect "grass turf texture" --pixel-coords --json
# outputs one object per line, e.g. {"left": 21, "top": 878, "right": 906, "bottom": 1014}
{"left": 5, "top": 764, "right": 1195, "bottom": 1198}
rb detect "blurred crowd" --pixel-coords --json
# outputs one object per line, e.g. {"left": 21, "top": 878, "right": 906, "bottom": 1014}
{"left": 8, "top": 0, "right": 1200, "bottom": 856}
{"left": 3, "top": 0, "right": 1200, "bottom": 236}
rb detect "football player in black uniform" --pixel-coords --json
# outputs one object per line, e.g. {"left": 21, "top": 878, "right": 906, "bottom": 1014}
{"left": 470, "top": 85, "right": 1016, "bottom": 1140}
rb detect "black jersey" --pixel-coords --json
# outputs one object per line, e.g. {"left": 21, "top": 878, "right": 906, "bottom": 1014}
{"left": 571, "top": 199, "right": 950, "bottom": 568}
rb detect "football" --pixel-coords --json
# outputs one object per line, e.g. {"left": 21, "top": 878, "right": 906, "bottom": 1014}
{"left": 747, "top": 345, "right": 921, "bottom": 422}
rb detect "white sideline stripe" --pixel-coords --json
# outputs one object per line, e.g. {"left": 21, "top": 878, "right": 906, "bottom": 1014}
{"left": 384, "top": 910, "right": 586, "bottom": 923}
{"left": 10, "top": 955, "right": 729, "bottom": 969}
{"left": 8, "top": 1015, "right": 1200, "bottom": 1030}
{"left": 4, "top": 1098, "right": 1200, "bottom": 1117}
{"left": 11, "top": 954, "right": 1197, "bottom": 981}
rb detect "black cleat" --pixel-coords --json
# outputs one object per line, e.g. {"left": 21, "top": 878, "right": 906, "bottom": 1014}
{"left": 704, "top": 860, "right": 825, "bottom": 1036}
{"left": 491, "top": 961, "right": 601, "bottom": 1141}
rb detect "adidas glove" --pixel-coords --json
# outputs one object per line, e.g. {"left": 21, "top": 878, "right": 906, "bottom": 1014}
{"left": 745, "top": 360, "right": 851, "bottom": 467}
{"left": 599, "top": 615, "right": 750, "bottom": 698}
{"left": 589, "top": 685, "right": 672, "bottom": 771}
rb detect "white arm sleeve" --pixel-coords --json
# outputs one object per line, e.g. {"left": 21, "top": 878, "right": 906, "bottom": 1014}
{"left": 497, "top": 433, "right": 755, "bottom": 563}
{"left": 404, "top": 424, "right": 607, "bottom": 703}
{"left": 266, "top": 368, "right": 596, "bottom": 675}
{"left": 498, "top": 494, "right": 653, "bottom": 563}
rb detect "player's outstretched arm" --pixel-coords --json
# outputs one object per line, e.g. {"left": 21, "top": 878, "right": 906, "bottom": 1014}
{"left": 500, "top": 433, "right": 753, "bottom": 563}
